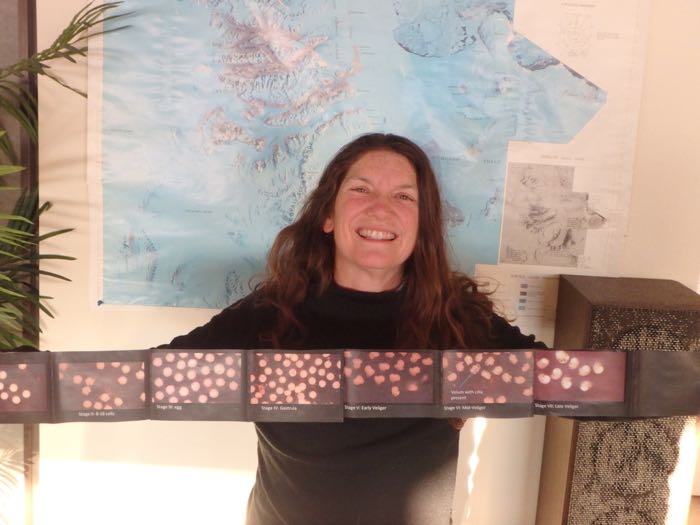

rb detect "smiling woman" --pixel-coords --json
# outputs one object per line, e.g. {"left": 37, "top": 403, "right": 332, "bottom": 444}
{"left": 323, "top": 149, "right": 419, "bottom": 292}
{"left": 165, "top": 133, "right": 545, "bottom": 525}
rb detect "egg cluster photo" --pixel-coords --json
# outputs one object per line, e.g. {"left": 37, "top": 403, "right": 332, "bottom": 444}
{"left": 0, "top": 353, "right": 50, "bottom": 422}
{"left": 151, "top": 350, "right": 242, "bottom": 405}
{"left": 54, "top": 351, "right": 148, "bottom": 421}
{"left": 344, "top": 350, "right": 435, "bottom": 405}
{"left": 441, "top": 350, "right": 534, "bottom": 406}
{"left": 248, "top": 351, "right": 343, "bottom": 406}
{"left": 150, "top": 350, "right": 244, "bottom": 420}
{"left": 532, "top": 350, "right": 626, "bottom": 403}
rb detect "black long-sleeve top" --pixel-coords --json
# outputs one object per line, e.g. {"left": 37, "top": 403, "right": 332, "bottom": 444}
{"left": 167, "top": 283, "right": 545, "bottom": 525}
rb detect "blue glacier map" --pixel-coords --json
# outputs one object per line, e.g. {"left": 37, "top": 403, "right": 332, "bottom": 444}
{"left": 100, "top": 0, "right": 605, "bottom": 308}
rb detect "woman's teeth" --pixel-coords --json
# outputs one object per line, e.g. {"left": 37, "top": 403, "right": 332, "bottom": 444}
{"left": 357, "top": 228, "right": 396, "bottom": 240}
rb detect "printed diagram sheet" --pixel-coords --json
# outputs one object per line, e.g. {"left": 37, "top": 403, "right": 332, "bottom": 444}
{"left": 504, "top": 0, "right": 650, "bottom": 273}
{"left": 500, "top": 163, "right": 606, "bottom": 267}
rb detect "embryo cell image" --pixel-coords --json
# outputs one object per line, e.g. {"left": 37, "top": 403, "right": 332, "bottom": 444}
{"left": 0, "top": 362, "right": 48, "bottom": 412}
{"left": 533, "top": 350, "right": 626, "bottom": 402}
{"left": 248, "top": 352, "right": 342, "bottom": 405}
{"left": 57, "top": 359, "right": 146, "bottom": 411}
{"left": 344, "top": 350, "right": 435, "bottom": 404}
{"left": 151, "top": 351, "right": 242, "bottom": 405}
{"left": 442, "top": 351, "right": 534, "bottom": 405}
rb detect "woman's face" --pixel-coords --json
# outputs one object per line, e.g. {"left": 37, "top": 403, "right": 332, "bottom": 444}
{"left": 323, "top": 150, "right": 419, "bottom": 292}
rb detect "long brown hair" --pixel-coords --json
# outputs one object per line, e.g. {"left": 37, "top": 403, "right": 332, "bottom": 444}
{"left": 258, "top": 133, "right": 494, "bottom": 349}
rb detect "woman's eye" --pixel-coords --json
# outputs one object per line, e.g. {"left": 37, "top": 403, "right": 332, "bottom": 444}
{"left": 351, "top": 186, "right": 369, "bottom": 193}
{"left": 396, "top": 193, "right": 416, "bottom": 202}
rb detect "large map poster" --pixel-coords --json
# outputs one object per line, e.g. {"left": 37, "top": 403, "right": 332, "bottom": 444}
{"left": 90, "top": 0, "right": 648, "bottom": 309}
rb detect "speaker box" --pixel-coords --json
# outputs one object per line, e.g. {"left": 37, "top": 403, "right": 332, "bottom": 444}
{"left": 535, "top": 275, "right": 699, "bottom": 525}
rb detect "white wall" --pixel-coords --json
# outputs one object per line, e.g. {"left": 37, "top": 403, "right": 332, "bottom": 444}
{"left": 36, "top": 1, "right": 699, "bottom": 524}
{"left": 620, "top": 0, "right": 700, "bottom": 291}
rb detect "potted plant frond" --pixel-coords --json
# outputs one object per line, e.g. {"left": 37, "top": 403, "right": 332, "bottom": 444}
{"left": 0, "top": 1, "right": 127, "bottom": 348}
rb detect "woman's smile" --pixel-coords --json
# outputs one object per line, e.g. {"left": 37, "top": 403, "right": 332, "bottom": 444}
{"left": 357, "top": 228, "right": 397, "bottom": 241}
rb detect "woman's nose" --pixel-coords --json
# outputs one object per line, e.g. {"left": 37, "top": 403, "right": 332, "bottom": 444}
{"left": 365, "top": 194, "right": 393, "bottom": 216}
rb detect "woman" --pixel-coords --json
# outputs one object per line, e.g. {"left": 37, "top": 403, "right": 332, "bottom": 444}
{"left": 168, "top": 133, "right": 543, "bottom": 524}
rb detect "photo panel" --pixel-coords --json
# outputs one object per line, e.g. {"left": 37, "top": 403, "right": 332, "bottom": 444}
{"left": 150, "top": 350, "right": 245, "bottom": 421}
{"left": 247, "top": 351, "right": 344, "bottom": 422}
{"left": 439, "top": 350, "right": 534, "bottom": 418}
{"left": 344, "top": 350, "right": 437, "bottom": 418}
{"left": 0, "top": 351, "right": 51, "bottom": 423}
{"left": 53, "top": 350, "right": 149, "bottom": 422}
{"left": 533, "top": 349, "right": 627, "bottom": 416}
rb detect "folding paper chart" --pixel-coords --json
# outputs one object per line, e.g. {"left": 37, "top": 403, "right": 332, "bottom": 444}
{"left": 0, "top": 347, "right": 695, "bottom": 423}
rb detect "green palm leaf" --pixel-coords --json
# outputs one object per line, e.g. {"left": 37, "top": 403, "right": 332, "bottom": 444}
{"left": 0, "top": 2, "right": 127, "bottom": 349}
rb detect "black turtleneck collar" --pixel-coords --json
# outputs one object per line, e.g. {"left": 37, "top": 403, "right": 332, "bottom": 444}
{"left": 302, "top": 281, "right": 405, "bottom": 321}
